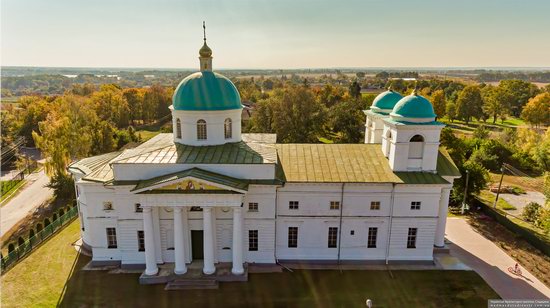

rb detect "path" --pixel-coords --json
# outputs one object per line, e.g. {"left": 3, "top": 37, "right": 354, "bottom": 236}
{"left": 446, "top": 217, "right": 550, "bottom": 299}
{"left": 493, "top": 191, "right": 546, "bottom": 216}
{"left": 1, "top": 170, "right": 53, "bottom": 237}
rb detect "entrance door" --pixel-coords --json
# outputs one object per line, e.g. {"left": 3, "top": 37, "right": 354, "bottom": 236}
{"left": 191, "top": 230, "right": 204, "bottom": 260}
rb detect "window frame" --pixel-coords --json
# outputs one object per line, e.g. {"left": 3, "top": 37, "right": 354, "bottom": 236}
{"left": 135, "top": 203, "right": 143, "bottom": 213}
{"left": 367, "top": 227, "right": 378, "bottom": 248}
{"left": 137, "top": 230, "right": 145, "bottom": 251}
{"left": 248, "top": 202, "right": 259, "bottom": 212}
{"left": 289, "top": 201, "right": 299, "bottom": 210}
{"left": 288, "top": 227, "right": 298, "bottom": 248}
{"left": 176, "top": 118, "right": 182, "bottom": 139}
{"left": 248, "top": 230, "right": 258, "bottom": 251}
{"left": 410, "top": 201, "right": 421, "bottom": 210}
{"left": 329, "top": 201, "right": 340, "bottom": 210}
{"left": 328, "top": 227, "right": 338, "bottom": 248}
{"left": 407, "top": 228, "right": 418, "bottom": 249}
{"left": 370, "top": 201, "right": 381, "bottom": 210}
{"left": 224, "top": 118, "right": 232, "bottom": 139}
{"left": 196, "top": 119, "right": 207, "bottom": 140}
{"left": 106, "top": 227, "right": 117, "bottom": 249}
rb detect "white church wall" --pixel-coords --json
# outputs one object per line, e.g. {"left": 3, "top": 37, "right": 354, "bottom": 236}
{"left": 339, "top": 217, "right": 389, "bottom": 260}
{"left": 171, "top": 109, "right": 242, "bottom": 146}
{"left": 244, "top": 219, "right": 276, "bottom": 263}
{"left": 388, "top": 217, "right": 437, "bottom": 261}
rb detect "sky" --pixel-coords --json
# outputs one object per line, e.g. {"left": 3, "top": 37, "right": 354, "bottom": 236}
{"left": 2, "top": 0, "right": 550, "bottom": 69}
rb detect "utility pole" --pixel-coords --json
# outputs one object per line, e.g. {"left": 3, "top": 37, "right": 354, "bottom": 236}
{"left": 461, "top": 170, "right": 469, "bottom": 215}
{"left": 493, "top": 165, "right": 505, "bottom": 209}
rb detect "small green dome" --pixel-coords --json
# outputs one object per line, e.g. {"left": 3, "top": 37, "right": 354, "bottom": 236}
{"left": 371, "top": 90, "right": 403, "bottom": 111}
{"left": 173, "top": 71, "right": 242, "bottom": 111}
{"left": 390, "top": 94, "right": 436, "bottom": 120}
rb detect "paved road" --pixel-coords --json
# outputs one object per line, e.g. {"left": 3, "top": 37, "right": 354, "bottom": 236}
{"left": 1, "top": 170, "right": 53, "bottom": 237}
{"left": 493, "top": 191, "right": 547, "bottom": 216}
{"left": 446, "top": 217, "right": 550, "bottom": 299}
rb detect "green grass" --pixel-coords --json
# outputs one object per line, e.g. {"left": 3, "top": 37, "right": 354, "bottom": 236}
{"left": 318, "top": 137, "right": 334, "bottom": 144}
{"left": 0, "top": 180, "right": 26, "bottom": 204}
{"left": 136, "top": 129, "right": 161, "bottom": 141}
{"left": 1, "top": 220, "right": 500, "bottom": 307}
{"left": 478, "top": 190, "right": 517, "bottom": 211}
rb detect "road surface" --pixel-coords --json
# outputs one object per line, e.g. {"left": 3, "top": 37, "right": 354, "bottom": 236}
{"left": 1, "top": 170, "right": 53, "bottom": 237}
{"left": 446, "top": 217, "right": 550, "bottom": 299}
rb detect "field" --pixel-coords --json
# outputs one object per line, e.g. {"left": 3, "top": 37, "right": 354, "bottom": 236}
{"left": 1, "top": 220, "right": 500, "bottom": 307}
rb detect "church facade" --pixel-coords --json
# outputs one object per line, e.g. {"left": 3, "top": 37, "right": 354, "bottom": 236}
{"left": 69, "top": 34, "right": 460, "bottom": 279}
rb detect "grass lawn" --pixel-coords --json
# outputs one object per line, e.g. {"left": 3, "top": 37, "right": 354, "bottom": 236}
{"left": 478, "top": 190, "right": 517, "bottom": 211}
{"left": 0, "top": 180, "right": 26, "bottom": 204}
{"left": 1, "top": 220, "right": 500, "bottom": 307}
{"left": 136, "top": 129, "right": 161, "bottom": 141}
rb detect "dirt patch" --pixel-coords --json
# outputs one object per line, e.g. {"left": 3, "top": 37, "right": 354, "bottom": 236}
{"left": 466, "top": 213, "right": 550, "bottom": 288}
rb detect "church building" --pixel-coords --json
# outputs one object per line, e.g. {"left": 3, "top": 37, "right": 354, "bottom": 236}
{"left": 69, "top": 31, "right": 460, "bottom": 282}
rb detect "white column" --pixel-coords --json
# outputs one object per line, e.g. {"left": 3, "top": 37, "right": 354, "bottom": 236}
{"left": 143, "top": 207, "right": 158, "bottom": 276}
{"left": 202, "top": 207, "right": 215, "bottom": 275}
{"left": 231, "top": 207, "right": 244, "bottom": 275}
{"left": 173, "top": 207, "right": 187, "bottom": 275}
{"left": 435, "top": 188, "right": 451, "bottom": 247}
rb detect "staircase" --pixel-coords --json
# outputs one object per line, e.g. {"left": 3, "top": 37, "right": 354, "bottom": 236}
{"left": 165, "top": 277, "right": 219, "bottom": 290}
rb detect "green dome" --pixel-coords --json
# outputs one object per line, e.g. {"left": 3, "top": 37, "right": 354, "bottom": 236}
{"left": 371, "top": 90, "right": 403, "bottom": 111}
{"left": 173, "top": 71, "right": 242, "bottom": 111}
{"left": 390, "top": 94, "right": 436, "bottom": 120}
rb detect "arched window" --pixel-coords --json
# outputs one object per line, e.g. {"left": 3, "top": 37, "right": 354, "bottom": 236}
{"left": 408, "top": 134, "right": 424, "bottom": 159}
{"left": 176, "top": 119, "right": 182, "bottom": 139}
{"left": 197, "top": 119, "right": 207, "bottom": 140}
{"left": 224, "top": 118, "right": 232, "bottom": 139}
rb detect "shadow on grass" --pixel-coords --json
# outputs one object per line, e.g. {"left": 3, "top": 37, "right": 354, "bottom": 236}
{"left": 57, "top": 256, "right": 500, "bottom": 307}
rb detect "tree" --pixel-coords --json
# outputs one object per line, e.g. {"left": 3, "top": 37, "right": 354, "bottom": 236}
{"left": 445, "top": 101, "right": 457, "bottom": 122}
{"left": 430, "top": 90, "right": 446, "bottom": 119}
{"left": 92, "top": 84, "right": 130, "bottom": 128}
{"left": 456, "top": 85, "right": 484, "bottom": 123}
{"left": 498, "top": 79, "right": 540, "bottom": 117}
{"left": 328, "top": 99, "right": 365, "bottom": 143}
{"left": 348, "top": 81, "right": 362, "bottom": 99}
{"left": 521, "top": 92, "right": 550, "bottom": 127}
{"left": 451, "top": 160, "right": 490, "bottom": 204}
{"left": 522, "top": 202, "right": 542, "bottom": 222}
{"left": 481, "top": 85, "right": 511, "bottom": 124}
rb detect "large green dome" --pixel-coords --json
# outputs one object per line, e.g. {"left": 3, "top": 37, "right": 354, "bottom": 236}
{"left": 390, "top": 94, "right": 436, "bottom": 120}
{"left": 173, "top": 71, "right": 242, "bottom": 111}
{"left": 371, "top": 90, "right": 403, "bottom": 111}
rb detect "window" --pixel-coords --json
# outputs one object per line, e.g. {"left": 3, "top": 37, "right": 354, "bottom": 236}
{"left": 330, "top": 201, "right": 340, "bottom": 210}
{"left": 288, "top": 227, "right": 298, "bottom": 248}
{"left": 196, "top": 119, "right": 207, "bottom": 140}
{"left": 190, "top": 206, "right": 203, "bottom": 212}
{"left": 176, "top": 118, "right": 182, "bottom": 139}
{"left": 224, "top": 118, "right": 232, "bottom": 139}
{"left": 410, "top": 201, "right": 421, "bottom": 210}
{"left": 407, "top": 228, "right": 417, "bottom": 248}
{"left": 408, "top": 135, "right": 424, "bottom": 159}
{"left": 137, "top": 231, "right": 145, "bottom": 251}
{"left": 328, "top": 227, "right": 338, "bottom": 248}
{"left": 370, "top": 201, "right": 381, "bottom": 210}
{"left": 350, "top": 230, "right": 355, "bottom": 235}
{"left": 103, "top": 202, "right": 113, "bottom": 211}
{"left": 248, "top": 202, "right": 258, "bottom": 212}
{"left": 106, "top": 228, "right": 117, "bottom": 248}
{"left": 249, "top": 230, "right": 258, "bottom": 251}
{"left": 367, "top": 227, "right": 378, "bottom": 248}
{"left": 135, "top": 203, "right": 143, "bottom": 213}
{"left": 289, "top": 201, "right": 299, "bottom": 210}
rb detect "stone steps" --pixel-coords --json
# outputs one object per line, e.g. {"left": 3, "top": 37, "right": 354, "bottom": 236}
{"left": 165, "top": 278, "right": 219, "bottom": 290}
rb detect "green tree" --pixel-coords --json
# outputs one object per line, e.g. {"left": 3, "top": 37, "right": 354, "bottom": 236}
{"left": 348, "top": 81, "right": 362, "bottom": 99}
{"left": 456, "top": 85, "right": 484, "bottom": 123}
{"left": 481, "top": 85, "right": 512, "bottom": 124}
{"left": 328, "top": 99, "right": 365, "bottom": 143}
{"left": 430, "top": 90, "right": 446, "bottom": 119}
{"left": 92, "top": 84, "right": 130, "bottom": 128}
{"left": 521, "top": 92, "right": 550, "bottom": 127}
{"left": 451, "top": 160, "right": 490, "bottom": 204}
{"left": 445, "top": 101, "right": 457, "bottom": 122}
{"left": 498, "top": 79, "right": 540, "bottom": 117}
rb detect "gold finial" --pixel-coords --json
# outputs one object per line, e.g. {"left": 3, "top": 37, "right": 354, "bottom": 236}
{"left": 199, "top": 21, "right": 212, "bottom": 58}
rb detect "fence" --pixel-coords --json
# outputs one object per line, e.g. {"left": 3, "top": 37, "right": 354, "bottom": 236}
{"left": 0, "top": 161, "right": 39, "bottom": 198}
{"left": 475, "top": 198, "right": 550, "bottom": 256}
{"left": 1, "top": 206, "right": 79, "bottom": 273}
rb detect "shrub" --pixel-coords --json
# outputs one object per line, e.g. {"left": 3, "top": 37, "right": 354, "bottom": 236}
{"left": 522, "top": 202, "right": 541, "bottom": 222}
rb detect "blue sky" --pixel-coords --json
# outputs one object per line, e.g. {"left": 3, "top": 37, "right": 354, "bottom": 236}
{"left": 2, "top": 0, "right": 549, "bottom": 68}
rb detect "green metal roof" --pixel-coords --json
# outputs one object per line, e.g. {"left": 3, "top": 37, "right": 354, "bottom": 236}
{"left": 132, "top": 167, "right": 249, "bottom": 193}
{"left": 436, "top": 148, "right": 461, "bottom": 177}
{"left": 390, "top": 94, "right": 436, "bottom": 119}
{"left": 173, "top": 71, "right": 242, "bottom": 111}
{"left": 371, "top": 90, "right": 403, "bottom": 110}
{"left": 275, "top": 143, "right": 455, "bottom": 184}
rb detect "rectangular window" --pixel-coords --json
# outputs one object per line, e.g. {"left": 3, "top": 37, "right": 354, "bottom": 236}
{"left": 407, "top": 228, "right": 418, "bottom": 248}
{"left": 289, "top": 201, "right": 299, "bottom": 210}
{"left": 249, "top": 230, "right": 258, "bottom": 251}
{"left": 328, "top": 227, "right": 338, "bottom": 248}
{"left": 248, "top": 202, "right": 259, "bottom": 212}
{"left": 137, "top": 230, "right": 145, "bottom": 251}
{"left": 106, "top": 228, "right": 117, "bottom": 249}
{"left": 367, "top": 227, "right": 378, "bottom": 248}
{"left": 135, "top": 203, "right": 143, "bottom": 213}
{"left": 103, "top": 201, "right": 113, "bottom": 211}
{"left": 330, "top": 201, "right": 340, "bottom": 210}
{"left": 410, "top": 201, "right": 421, "bottom": 210}
{"left": 288, "top": 227, "right": 298, "bottom": 248}
{"left": 370, "top": 201, "right": 381, "bottom": 210}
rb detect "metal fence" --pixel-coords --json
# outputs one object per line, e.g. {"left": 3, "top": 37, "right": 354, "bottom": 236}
{"left": 1, "top": 206, "right": 79, "bottom": 273}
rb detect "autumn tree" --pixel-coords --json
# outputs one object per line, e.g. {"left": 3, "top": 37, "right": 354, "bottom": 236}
{"left": 430, "top": 90, "right": 446, "bottom": 119}
{"left": 521, "top": 92, "right": 550, "bottom": 127}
